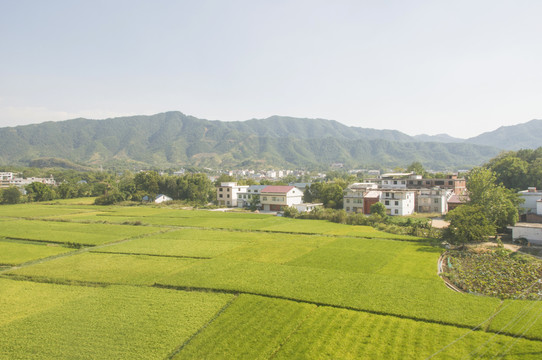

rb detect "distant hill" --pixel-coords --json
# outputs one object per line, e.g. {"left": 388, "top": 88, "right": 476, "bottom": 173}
{"left": 466, "top": 119, "right": 542, "bottom": 150}
{"left": 413, "top": 133, "right": 464, "bottom": 143}
{"left": 0, "top": 111, "right": 504, "bottom": 170}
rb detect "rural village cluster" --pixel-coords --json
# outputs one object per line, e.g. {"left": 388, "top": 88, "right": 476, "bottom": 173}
{"left": 2, "top": 168, "right": 541, "bottom": 244}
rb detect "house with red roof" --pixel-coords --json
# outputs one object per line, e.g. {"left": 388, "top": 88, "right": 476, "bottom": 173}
{"left": 260, "top": 185, "right": 303, "bottom": 211}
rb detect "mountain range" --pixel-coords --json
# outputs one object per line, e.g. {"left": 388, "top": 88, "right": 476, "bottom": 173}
{"left": 0, "top": 111, "right": 540, "bottom": 170}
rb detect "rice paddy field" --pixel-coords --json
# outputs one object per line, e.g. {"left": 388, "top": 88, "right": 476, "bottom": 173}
{"left": 1, "top": 202, "right": 542, "bottom": 359}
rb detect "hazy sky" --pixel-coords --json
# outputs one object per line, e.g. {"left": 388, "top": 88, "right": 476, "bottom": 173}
{"left": 1, "top": 1, "right": 541, "bottom": 138}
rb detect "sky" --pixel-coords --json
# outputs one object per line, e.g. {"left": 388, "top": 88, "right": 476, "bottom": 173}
{"left": 1, "top": 0, "right": 541, "bottom": 138}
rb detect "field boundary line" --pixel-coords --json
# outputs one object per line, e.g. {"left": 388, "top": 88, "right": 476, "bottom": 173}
{"left": 0, "top": 228, "right": 177, "bottom": 275}
{"left": 89, "top": 250, "right": 212, "bottom": 260}
{"left": 165, "top": 294, "right": 239, "bottom": 359}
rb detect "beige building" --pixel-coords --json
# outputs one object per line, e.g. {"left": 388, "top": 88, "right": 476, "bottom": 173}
{"left": 216, "top": 182, "right": 248, "bottom": 207}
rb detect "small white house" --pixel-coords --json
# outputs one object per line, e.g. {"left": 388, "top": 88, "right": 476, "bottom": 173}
{"left": 510, "top": 223, "right": 542, "bottom": 245}
{"left": 295, "top": 203, "right": 323, "bottom": 213}
{"left": 155, "top": 194, "right": 173, "bottom": 203}
{"left": 518, "top": 187, "right": 542, "bottom": 213}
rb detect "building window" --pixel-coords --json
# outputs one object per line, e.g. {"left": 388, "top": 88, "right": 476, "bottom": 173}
{"left": 219, "top": 194, "right": 223, "bottom": 198}
{"left": 394, "top": 209, "right": 399, "bottom": 214}
{"left": 263, "top": 197, "right": 267, "bottom": 201}
{"left": 219, "top": 188, "right": 223, "bottom": 191}
{"left": 227, "top": 194, "right": 230, "bottom": 198}
{"left": 395, "top": 201, "right": 399, "bottom": 206}
{"left": 393, "top": 180, "right": 397, "bottom": 185}
{"left": 346, "top": 199, "right": 350, "bottom": 203}
{"left": 385, "top": 200, "right": 389, "bottom": 205}
{"left": 434, "top": 198, "right": 439, "bottom": 204}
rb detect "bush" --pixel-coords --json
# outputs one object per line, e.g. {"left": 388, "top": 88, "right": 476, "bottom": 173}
{"left": 94, "top": 192, "right": 125, "bottom": 205}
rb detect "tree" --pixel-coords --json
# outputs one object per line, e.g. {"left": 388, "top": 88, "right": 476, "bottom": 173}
{"left": 57, "top": 182, "right": 78, "bottom": 199}
{"left": 249, "top": 194, "right": 260, "bottom": 211}
{"left": 407, "top": 161, "right": 426, "bottom": 176}
{"left": 443, "top": 205, "right": 495, "bottom": 246}
{"left": 486, "top": 153, "right": 528, "bottom": 190}
{"left": 134, "top": 171, "right": 160, "bottom": 196}
{"left": 25, "top": 182, "right": 56, "bottom": 202}
{"left": 1, "top": 186, "right": 21, "bottom": 204}
{"left": 370, "top": 202, "right": 387, "bottom": 217}
{"left": 466, "top": 167, "right": 519, "bottom": 231}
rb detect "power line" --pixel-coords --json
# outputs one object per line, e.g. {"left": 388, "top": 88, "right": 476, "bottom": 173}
{"left": 425, "top": 278, "right": 542, "bottom": 359}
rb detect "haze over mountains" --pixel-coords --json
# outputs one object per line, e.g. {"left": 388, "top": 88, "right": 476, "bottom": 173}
{"left": 0, "top": 111, "right": 540, "bottom": 170}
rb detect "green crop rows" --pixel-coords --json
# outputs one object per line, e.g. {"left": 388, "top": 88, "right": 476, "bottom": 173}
{"left": 1, "top": 201, "right": 542, "bottom": 358}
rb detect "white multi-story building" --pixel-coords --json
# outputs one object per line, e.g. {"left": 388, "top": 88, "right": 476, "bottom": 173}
{"left": 260, "top": 185, "right": 303, "bottom": 212}
{"left": 236, "top": 185, "right": 267, "bottom": 208}
{"left": 380, "top": 189, "right": 416, "bottom": 216}
{"left": 0, "top": 172, "right": 14, "bottom": 188}
{"left": 8, "top": 175, "right": 56, "bottom": 187}
{"left": 216, "top": 182, "right": 249, "bottom": 207}
{"left": 416, "top": 188, "right": 453, "bottom": 214}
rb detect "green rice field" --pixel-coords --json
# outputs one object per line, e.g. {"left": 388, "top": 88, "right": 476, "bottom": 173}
{"left": 1, "top": 201, "right": 542, "bottom": 358}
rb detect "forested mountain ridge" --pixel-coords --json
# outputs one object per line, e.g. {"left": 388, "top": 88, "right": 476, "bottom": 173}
{"left": 0, "top": 111, "right": 509, "bottom": 169}
{"left": 466, "top": 119, "right": 542, "bottom": 150}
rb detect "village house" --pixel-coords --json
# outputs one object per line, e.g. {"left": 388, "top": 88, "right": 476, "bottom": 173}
{"left": 380, "top": 189, "right": 416, "bottom": 216}
{"left": 343, "top": 183, "right": 380, "bottom": 214}
{"left": 260, "top": 185, "right": 303, "bottom": 212}
{"left": 0, "top": 173, "right": 56, "bottom": 189}
{"left": 407, "top": 174, "right": 466, "bottom": 195}
{"left": 236, "top": 185, "right": 267, "bottom": 208}
{"left": 510, "top": 188, "right": 542, "bottom": 245}
{"left": 295, "top": 203, "right": 323, "bottom": 213}
{"left": 518, "top": 187, "right": 542, "bottom": 214}
{"left": 416, "top": 188, "right": 454, "bottom": 214}
{"left": 154, "top": 194, "right": 173, "bottom": 203}
{"left": 216, "top": 182, "right": 249, "bottom": 207}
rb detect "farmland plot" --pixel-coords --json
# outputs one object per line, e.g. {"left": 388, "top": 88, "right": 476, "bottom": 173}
{"left": 273, "top": 305, "right": 542, "bottom": 359}
{"left": 0, "top": 219, "right": 163, "bottom": 245}
{"left": 0, "top": 278, "right": 233, "bottom": 359}
{"left": 0, "top": 204, "right": 98, "bottom": 219}
{"left": 6, "top": 252, "right": 200, "bottom": 285}
{"left": 0, "top": 240, "right": 74, "bottom": 265}
{"left": 159, "top": 257, "right": 501, "bottom": 328}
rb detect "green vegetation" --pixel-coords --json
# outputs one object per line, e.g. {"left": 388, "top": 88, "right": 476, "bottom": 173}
{"left": 0, "top": 219, "right": 163, "bottom": 246}
{"left": 0, "top": 279, "right": 233, "bottom": 359}
{"left": 486, "top": 147, "right": 542, "bottom": 190}
{"left": 443, "top": 247, "right": 542, "bottom": 299}
{"left": 0, "top": 111, "right": 501, "bottom": 169}
{"left": 443, "top": 167, "right": 519, "bottom": 245}
{"left": 0, "top": 240, "right": 74, "bottom": 265}
{"left": 1, "top": 203, "right": 542, "bottom": 358}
